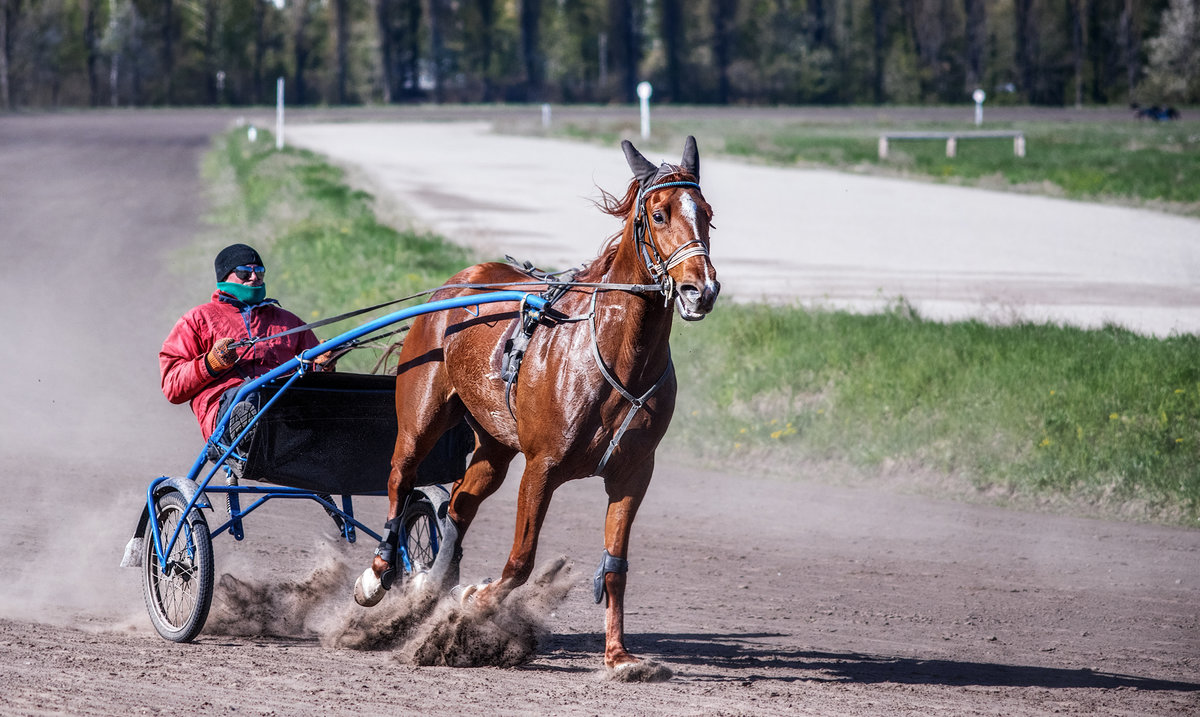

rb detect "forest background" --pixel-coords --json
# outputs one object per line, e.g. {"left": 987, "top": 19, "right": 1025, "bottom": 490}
{"left": 1, "top": 0, "right": 1199, "bottom": 112}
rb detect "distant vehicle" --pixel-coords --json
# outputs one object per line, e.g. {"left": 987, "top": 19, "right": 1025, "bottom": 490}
{"left": 1131, "top": 103, "right": 1181, "bottom": 121}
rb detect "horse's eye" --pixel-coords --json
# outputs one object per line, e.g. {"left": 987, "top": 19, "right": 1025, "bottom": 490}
{"left": 652, "top": 212, "right": 665, "bottom": 223}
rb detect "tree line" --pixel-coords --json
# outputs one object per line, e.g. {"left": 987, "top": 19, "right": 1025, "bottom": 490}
{"left": 2, "top": 0, "right": 1197, "bottom": 111}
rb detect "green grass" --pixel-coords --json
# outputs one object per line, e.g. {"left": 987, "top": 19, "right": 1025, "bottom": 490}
{"left": 671, "top": 302, "right": 1200, "bottom": 523}
{"left": 516, "top": 117, "right": 1200, "bottom": 212}
{"left": 201, "top": 126, "right": 1200, "bottom": 524}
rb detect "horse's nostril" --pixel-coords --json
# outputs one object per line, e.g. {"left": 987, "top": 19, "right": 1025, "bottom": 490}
{"left": 680, "top": 284, "right": 701, "bottom": 299}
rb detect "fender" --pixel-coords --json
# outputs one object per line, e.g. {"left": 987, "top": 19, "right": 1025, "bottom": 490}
{"left": 119, "top": 477, "right": 212, "bottom": 568}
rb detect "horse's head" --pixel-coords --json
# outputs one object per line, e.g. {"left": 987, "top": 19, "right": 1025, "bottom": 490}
{"left": 622, "top": 137, "right": 720, "bottom": 321}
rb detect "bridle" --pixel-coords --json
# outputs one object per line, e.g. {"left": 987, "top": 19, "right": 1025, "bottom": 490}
{"left": 631, "top": 179, "right": 710, "bottom": 305}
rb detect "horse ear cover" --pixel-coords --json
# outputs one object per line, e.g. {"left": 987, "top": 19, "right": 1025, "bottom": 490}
{"left": 682, "top": 135, "right": 699, "bottom": 182}
{"left": 622, "top": 140, "right": 658, "bottom": 186}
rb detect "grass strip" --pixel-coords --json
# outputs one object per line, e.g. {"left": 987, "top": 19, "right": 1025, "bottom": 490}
{"left": 671, "top": 301, "right": 1200, "bottom": 523}
{"left": 202, "top": 126, "right": 1200, "bottom": 524}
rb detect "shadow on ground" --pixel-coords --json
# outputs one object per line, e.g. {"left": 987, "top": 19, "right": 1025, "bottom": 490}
{"left": 537, "top": 631, "right": 1200, "bottom": 691}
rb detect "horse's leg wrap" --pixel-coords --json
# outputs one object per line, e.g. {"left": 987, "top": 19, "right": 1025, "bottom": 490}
{"left": 593, "top": 550, "right": 629, "bottom": 605}
{"left": 373, "top": 516, "right": 402, "bottom": 590}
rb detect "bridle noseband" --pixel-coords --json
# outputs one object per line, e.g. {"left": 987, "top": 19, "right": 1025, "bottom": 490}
{"left": 632, "top": 180, "right": 709, "bottom": 305}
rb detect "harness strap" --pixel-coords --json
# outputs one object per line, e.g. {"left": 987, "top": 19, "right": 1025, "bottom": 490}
{"left": 587, "top": 291, "right": 673, "bottom": 476}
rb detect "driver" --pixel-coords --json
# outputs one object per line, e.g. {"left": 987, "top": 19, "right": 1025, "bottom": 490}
{"left": 160, "top": 243, "right": 323, "bottom": 441}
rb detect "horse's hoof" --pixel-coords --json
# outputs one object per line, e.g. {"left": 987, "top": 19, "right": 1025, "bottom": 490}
{"left": 449, "top": 578, "right": 492, "bottom": 606}
{"left": 354, "top": 567, "right": 385, "bottom": 607}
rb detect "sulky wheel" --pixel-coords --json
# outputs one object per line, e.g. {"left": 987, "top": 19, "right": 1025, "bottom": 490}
{"left": 142, "top": 491, "right": 214, "bottom": 642}
{"left": 402, "top": 496, "right": 439, "bottom": 577}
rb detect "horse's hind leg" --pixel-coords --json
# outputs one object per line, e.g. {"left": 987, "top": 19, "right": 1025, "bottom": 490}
{"left": 464, "top": 455, "right": 559, "bottom": 606}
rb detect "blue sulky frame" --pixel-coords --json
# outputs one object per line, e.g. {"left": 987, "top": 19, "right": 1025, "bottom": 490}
{"left": 143, "top": 291, "right": 549, "bottom": 577}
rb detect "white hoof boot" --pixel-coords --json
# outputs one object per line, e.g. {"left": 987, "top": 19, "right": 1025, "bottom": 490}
{"left": 449, "top": 579, "right": 491, "bottom": 606}
{"left": 354, "top": 567, "right": 385, "bottom": 607}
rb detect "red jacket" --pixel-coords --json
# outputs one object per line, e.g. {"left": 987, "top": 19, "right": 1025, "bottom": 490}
{"left": 160, "top": 291, "right": 320, "bottom": 439}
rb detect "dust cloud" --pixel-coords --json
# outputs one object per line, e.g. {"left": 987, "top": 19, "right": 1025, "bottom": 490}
{"left": 207, "top": 548, "right": 575, "bottom": 668}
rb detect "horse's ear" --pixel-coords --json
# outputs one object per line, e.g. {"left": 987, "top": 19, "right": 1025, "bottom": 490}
{"left": 622, "top": 140, "right": 658, "bottom": 186}
{"left": 681, "top": 135, "right": 699, "bottom": 183}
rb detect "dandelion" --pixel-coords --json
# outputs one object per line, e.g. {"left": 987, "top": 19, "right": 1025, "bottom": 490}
{"left": 739, "top": 427, "right": 748, "bottom": 434}
{"left": 1176, "top": 389, "right": 1186, "bottom": 394}
{"left": 1176, "top": 438, "right": 1184, "bottom": 444}
{"left": 1039, "top": 438, "right": 1052, "bottom": 447}
{"left": 1109, "top": 413, "right": 1119, "bottom": 420}
{"left": 771, "top": 429, "right": 784, "bottom": 439}
{"left": 734, "top": 442, "right": 743, "bottom": 449}
{"left": 1050, "top": 390, "right": 1056, "bottom": 396}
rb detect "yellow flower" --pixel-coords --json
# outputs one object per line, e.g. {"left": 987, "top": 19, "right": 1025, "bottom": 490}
{"left": 1050, "top": 390, "right": 1056, "bottom": 396}
{"left": 1176, "top": 438, "right": 1184, "bottom": 444}
{"left": 1039, "top": 438, "right": 1052, "bottom": 447}
{"left": 734, "top": 442, "right": 743, "bottom": 449}
{"left": 739, "top": 427, "right": 748, "bottom": 434}
{"left": 1176, "top": 389, "right": 1186, "bottom": 394}
{"left": 770, "top": 430, "right": 784, "bottom": 439}
{"left": 1109, "top": 413, "right": 1119, "bottom": 420}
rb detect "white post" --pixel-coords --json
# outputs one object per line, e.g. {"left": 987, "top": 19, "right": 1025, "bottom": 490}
{"left": 275, "top": 77, "right": 285, "bottom": 150}
{"left": 946, "top": 136, "right": 957, "bottom": 158}
{"left": 878, "top": 135, "right": 889, "bottom": 159}
{"left": 637, "top": 81, "right": 653, "bottom": 140}
{"left": 972, "top": 88, "right": 986, "bottom": 127}
{"left": 541, "top": 103, "right": 551, "bottom": 129}
{"left": 1015, "top": 134, "right": 1026, "bottom": 158}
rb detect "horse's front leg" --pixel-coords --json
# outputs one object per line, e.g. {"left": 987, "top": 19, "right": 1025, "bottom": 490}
{"left": 354, "top": 461, "right": 413, "bottom": 607}
{"left": 598, "top": 459, "right": 654, "bottom": 670}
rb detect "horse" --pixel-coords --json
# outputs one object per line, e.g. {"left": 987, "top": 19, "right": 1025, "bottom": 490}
{"left": 354, "top": 136, "right": 719, "bottom": 673}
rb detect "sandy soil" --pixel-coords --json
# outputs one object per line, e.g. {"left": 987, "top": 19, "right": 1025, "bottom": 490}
{"left": 0, "top": 109, "right": 1197, "bottom": 716}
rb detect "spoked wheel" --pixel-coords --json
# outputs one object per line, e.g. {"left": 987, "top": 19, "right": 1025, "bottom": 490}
{"left": 142, "top": 491, "right": 214, "bottom": 642}
{"left": 402, "top": 497, "right": 439, "bottom": 576}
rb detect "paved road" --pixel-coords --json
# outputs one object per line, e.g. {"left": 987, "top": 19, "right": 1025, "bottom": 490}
{"left": 285, "top": 121, "right": 1200, "bottom": 337}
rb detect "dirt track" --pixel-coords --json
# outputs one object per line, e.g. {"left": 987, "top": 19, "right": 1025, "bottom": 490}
{"left": 0, "top": 109, "right": 1197, "bottom": 716}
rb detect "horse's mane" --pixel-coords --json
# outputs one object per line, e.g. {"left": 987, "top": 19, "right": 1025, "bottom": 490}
{"left": 575, "top": 166, "right": 698, "bottom": 284}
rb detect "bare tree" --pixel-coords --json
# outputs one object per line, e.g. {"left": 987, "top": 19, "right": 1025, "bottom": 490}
{"left": 334, "top": 0, "right": 349, "bottom": 103}
{"left": 607, "top": 0, "right": 638, "bottom": 102}
{"left": 0, "top": 0, "right": 10, "bottom": 111}
{"left": 964, "top": 0, "right": 986, "bottom": 92}
{"left": 162, "top": 0, "right": 175, "bottom": 103}
{"left": 1015, "top": 0, "right": 1037, "bottom": 100}
{"left": 871, "top": 0, "right": 888, "bottom": 102}
{"left": 660, "top": 0, "right": 683, "bottom": 101}
{"left": 1069, "top": 0, "right": 1086, "bottom": 107}
{"left": 712, "top": 0, "right": 737, "bottom": 104}
{"left": 520, "top": 0, "right": 543, "bottom": 99}
{"left": 1120, "top": 0, "right": 1142, "bottom": 98}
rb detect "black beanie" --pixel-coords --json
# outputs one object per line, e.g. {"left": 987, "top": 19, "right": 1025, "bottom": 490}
{"left": 214, "top": 244, "right": 263, "bottom": 282}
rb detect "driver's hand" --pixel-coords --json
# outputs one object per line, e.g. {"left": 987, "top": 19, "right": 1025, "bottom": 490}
{"left": 205, "top": 337, "right": 238, "bottom": 375}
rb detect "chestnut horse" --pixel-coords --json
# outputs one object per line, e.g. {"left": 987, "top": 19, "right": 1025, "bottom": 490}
{"left": 355, "top": 137, "right": 719, "bottom": 672}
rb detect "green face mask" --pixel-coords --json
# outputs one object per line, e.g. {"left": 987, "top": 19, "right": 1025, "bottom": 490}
{"left": 217, "top": 281, "right": 267, "bottom": 305}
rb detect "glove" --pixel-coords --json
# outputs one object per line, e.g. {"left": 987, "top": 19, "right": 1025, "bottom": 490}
{"left": 205, "top": 337, "right": 238, "bottom": 376}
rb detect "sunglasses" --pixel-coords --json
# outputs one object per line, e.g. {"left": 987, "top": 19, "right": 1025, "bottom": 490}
{"left": 232, "top": 264, "right": 266, "bottom": 280}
